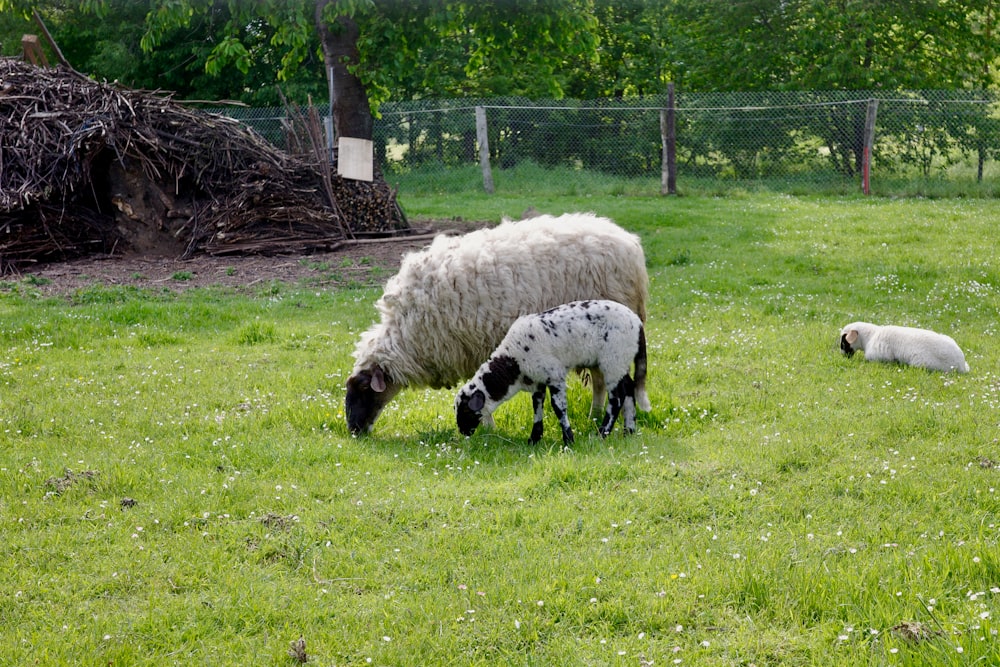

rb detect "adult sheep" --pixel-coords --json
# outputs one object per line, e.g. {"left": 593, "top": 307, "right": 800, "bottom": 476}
{"left": 346, "top": 212, "right": 650, "bottom": 434}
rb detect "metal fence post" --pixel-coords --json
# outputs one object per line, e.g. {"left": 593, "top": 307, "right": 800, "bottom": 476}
{"left": 862, "top": 98, "right": 879, "bottom": 195}
{"left": 325, "top": 65, "right": 336, "bottom": 162}
{"left": 661, "top": 83, "right": 677, "bottom": 195}
{"left": 475, "top": 106, "right": 495, "bottom": 194}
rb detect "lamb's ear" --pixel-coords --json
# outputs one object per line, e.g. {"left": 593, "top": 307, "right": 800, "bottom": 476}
{"left": 845, "top": 330, "right": 859, "bottom": 345}
{"left": 371, "top": 367, "right": 387, "bottom": 393}
{"left": 468, "top": 389, "right": 486, "bottom": 412}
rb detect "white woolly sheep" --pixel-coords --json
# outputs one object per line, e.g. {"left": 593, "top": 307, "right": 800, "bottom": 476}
{"left": 346, "top": 212, "right": 650, "bottom": 434}
{"left": 455, "top": 300, "right": 647, "bottom": 444}
{"left": 840, "top": 321, "right": 970, "bottom": 373}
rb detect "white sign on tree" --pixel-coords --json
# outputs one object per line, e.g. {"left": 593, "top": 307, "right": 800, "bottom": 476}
{"left": 338, "top": 137, "right": 374, "bottom": 182}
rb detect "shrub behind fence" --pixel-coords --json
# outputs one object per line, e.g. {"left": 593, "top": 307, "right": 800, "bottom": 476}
{"left": 212, "top": 90, "right": 1000, "bottom": 197}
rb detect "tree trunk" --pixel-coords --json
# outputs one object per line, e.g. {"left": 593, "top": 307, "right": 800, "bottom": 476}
{"left": 315, "top": 0, "right": 373, "bottom": 141}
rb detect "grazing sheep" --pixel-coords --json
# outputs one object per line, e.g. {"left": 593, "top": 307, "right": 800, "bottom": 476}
{"left": 346, "top": 212, "right": 650, "bottom": 434}
{"left": 840, "top": 321, "right": 970, "bottom": 373}
{"left": 455, "top": 300, "right": 647, "bottom": 445}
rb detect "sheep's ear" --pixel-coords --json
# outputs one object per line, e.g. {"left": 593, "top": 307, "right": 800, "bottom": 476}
{"left": 371, "top": 367, "right": 387, "bottom": 393}
{"left": 845, "top": 330, "right": 859, "bottom": 345}
{"left": 468, "top": 390, "right": 486, "bottom": 412}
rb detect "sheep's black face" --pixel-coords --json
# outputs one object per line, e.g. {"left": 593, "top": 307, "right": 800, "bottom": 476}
{"left": 456, "top": 389, "right": 486, "bottom": 436}
{"left": 840, "top": 333, "right": 855, "bottom": 357}
{"left": 345, "top": 368, "right": 398, "bottom": 434}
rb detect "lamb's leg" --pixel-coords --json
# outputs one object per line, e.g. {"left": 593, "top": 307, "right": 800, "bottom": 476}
{"left": 529, "top": 385, "right": 546, "bottom": 443}
{"left": 600, "top": 375, "right": 635, "bottom": 437}
{"left": 548, "top": 383, "right": 574, "bottom": 445}
{"left": 622, "top": 394, "right": 637, "bottom": 434}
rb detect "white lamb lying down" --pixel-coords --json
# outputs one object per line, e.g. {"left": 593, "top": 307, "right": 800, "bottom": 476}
{"left": 456, "top": 300, "right": 648, "bottom": 445}
{"left": 840, "top": 321, "right": 970, "bottom": 373}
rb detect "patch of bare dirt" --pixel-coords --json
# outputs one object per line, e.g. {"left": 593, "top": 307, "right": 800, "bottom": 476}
{"left": 5, "top": 219, "right": 484, "bottom": 296}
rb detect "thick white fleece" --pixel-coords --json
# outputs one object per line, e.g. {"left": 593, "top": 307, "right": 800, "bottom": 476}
{"left": 351, "top": 212, "right": 650, "bottom": 399}
{"left": 840, "top": 321, "right": 970, "bottom": 373}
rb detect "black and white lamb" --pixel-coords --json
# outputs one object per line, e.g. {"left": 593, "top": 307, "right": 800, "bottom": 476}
{"left": 455, "top": 300, "right": 648, "bottom": 445}
{"left": 840, "top": 321, "right": 970, "bottom": 373}
{"left": 346, "top": 212, "right": 650, "bottom": 434}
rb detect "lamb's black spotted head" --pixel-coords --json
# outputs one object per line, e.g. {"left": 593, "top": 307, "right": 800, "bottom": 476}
{"left": 455, "top": 388, "right": 486, "bottom": 436}
{"left": 455, "top": 355, "right": 521, "bottom": 437}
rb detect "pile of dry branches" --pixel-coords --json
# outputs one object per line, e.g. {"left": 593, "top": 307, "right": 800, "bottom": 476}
{"left": 0, "top": 59, "right": 408, "bottom": 270}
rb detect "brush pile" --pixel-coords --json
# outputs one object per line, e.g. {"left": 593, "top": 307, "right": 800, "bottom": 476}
{"left": 0, "top": 59, "right": 408, "bottom": 272}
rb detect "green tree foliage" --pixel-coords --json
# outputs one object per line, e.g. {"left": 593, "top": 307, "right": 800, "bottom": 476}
{"left": 567, "top": 0, "right": 676, "bottom": 98}
{"left": 3, "top": 0, "right": 997, "bottom": 103}
{"left": 665, "top": 0, "right": 1000, "bottom": 177}
{"left": 669, "top": 0, "right": 999, "bottom": 91}
{"left": 0, "top": 0, "right": 326, "bottom": 104}
{"left": 357, "top": 0, "right": 599, "bottom": 100}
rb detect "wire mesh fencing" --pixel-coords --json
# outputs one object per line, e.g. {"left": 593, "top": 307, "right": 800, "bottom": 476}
{"left": 212, "top": 90, "right": 1000, "bottom": 197}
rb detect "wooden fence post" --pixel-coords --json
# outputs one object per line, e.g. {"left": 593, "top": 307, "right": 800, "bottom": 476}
{"left": 661, "top": 83, "right": 677, "bottom": 195}
{"left": 475, "top": 106, "right": 495, "bottom": 194}
{"left": 862, "top": 98, "right": 879, "bottom": 195}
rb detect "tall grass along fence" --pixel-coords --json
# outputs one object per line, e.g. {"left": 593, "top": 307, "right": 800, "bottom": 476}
{"left": 213, "top": 89, "right": 1000, "bottom": 197}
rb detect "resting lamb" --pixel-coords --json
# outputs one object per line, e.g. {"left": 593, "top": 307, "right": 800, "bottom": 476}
{"left": 840, "top": 321, "right": 970, "bottom": 373}
{"left": 346, "top": 213, "right": 650, "bottom": 434}
{"left": 455, "top": 300, "right": 647, "bottom": 445}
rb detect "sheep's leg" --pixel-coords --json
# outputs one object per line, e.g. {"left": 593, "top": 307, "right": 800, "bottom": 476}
{"left": 587, "top": 368, "right": 607, "bottom": 419}
{"left": 529, "top": 385, "right": 546, "bottom": 443}
{"left": 633, "top": 327, "right": 651, "bottom": 412}
{"left": 548, "top": 383, "right": 574, "bottom": 445}
{"left": 600, "top": 374, "right": 635, "bottom": 437}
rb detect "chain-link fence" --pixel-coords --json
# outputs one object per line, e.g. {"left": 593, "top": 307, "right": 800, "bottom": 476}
{"left": 212, "top": 90, "right": 1000, "bottom": 197}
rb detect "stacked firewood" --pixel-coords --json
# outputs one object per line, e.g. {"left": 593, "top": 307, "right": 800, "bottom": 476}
{"left": 0, "top": 59, "right": 407, "bottom": 270}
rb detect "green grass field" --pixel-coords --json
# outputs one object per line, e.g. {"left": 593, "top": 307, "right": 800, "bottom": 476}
{"left": 2, "top": 193, "right": 999, "bottom": 666}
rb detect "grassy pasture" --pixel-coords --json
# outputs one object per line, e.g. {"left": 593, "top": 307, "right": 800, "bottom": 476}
{"left": 2, "top": 193, "right": 999, "bottom": 666}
